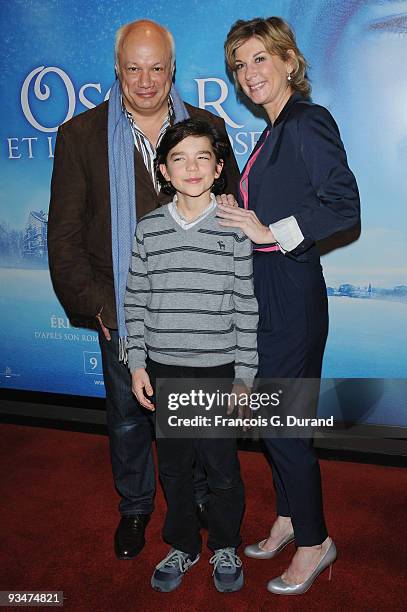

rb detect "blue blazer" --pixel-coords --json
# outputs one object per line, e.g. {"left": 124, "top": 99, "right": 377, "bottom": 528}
{"left": 241, "top": 92, "right": 360, "bottom": 259}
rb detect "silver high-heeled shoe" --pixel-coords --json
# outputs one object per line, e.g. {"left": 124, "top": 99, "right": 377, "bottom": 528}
{"left": 267, "top": 538, "right": 337, "bottom": 595}
{"left": 244, "top": 532, "right": 295, "bottom": 559}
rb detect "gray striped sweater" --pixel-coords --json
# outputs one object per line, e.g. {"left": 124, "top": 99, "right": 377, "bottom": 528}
{"left": 124, "top": 204, "right": 258, "bottom": 384}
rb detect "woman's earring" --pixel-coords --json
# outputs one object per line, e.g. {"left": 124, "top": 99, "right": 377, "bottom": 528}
{"left": 287, "top": 72, "right": 292, "bottom": 82}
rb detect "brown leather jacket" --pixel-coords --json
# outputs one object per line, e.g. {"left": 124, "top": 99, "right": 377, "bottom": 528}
{"left": 48, "top": 100, "right": 240, "bottom": 328}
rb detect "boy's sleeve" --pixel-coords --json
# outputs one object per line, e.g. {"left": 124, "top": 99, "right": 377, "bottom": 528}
{"left": 124, "top": 224, "right": 150, "bottom": 373}
{"left": 233, "top": 234, "right": 259, "bottom": 386}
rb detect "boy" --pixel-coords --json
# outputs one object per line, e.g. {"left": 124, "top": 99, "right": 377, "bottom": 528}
{"left": 124, "top": 118, "right": 258, "bottom": 592}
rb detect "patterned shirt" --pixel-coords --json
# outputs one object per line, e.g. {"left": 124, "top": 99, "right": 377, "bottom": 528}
{"left": 122, "top": 96, "right": 174, "bottom": 193}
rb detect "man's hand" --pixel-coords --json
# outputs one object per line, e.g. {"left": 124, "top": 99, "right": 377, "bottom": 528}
{"left": 216, "top": 193, "right": 238, "bottom": 207}
{"left": 96, "top": 312, "right": 111, "bottom": 341}
{"left": 131, "top": 368, "right": 155, "bottom": 411}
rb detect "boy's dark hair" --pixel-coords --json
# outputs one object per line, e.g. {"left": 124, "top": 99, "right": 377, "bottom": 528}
{"left": 155, "top": 118, "right": 231, "bottom": 195}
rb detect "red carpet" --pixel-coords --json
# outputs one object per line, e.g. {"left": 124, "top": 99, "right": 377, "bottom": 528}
{"left": 0, "top": 424, "right": 406, "bottom": 611}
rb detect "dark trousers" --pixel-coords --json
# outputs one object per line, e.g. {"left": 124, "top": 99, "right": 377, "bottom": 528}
{"left": 254, "top": 251, "right": 329, "bottom": 546}
{"left": 262, "top": 437, "right": 327, "bottom": 545}
{"left": 148, "top": 359, "right": 245, "bottom": 556}
{"left": 98, "top": 330, "right": 209, "bottom": 516}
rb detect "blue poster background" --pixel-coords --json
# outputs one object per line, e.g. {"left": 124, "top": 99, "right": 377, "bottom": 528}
{"left": 0, "top": 0, "right": 406, "bottom": 426}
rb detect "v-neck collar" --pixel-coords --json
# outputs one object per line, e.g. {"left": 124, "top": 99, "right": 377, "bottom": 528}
{"left": 162, "top": 199, "right": 217, "bottom": 234}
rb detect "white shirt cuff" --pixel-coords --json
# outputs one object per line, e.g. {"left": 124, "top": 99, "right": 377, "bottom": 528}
{"left": 269, "top": 216, "right": 304, "bottom": 253}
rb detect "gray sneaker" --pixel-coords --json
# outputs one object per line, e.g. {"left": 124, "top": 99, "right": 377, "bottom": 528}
{"left": 209, "top": 547, "right": 243, "bottom": 592}
{"left": 151, "top": 548, "right": 200, "bottom": 592}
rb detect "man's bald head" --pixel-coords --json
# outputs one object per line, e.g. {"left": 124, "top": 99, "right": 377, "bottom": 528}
{"left": 115, "top": 19, "right": 175, "bottom": 68}
{"left": 114, "top": 19, "right": 175, "bottom": 119}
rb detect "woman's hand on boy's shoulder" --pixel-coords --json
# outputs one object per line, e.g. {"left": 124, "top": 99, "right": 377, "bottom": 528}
{"left": 131, "top": 368, "right": 155, "bottom": 411}
{"left": 217, "top": 205, "right": 276, "bottom": 244}
{"left": 216, "top": 193, "right": 238, "bottom": 207}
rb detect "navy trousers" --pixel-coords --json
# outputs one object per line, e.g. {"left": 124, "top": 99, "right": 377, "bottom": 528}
{"left": 98, "top": 330, "right": 209, "bottom": 516}
{"left": 254, "top": 250, "right": 329, "bottom": 546}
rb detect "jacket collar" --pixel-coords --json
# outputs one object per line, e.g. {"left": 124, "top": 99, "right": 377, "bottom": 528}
{"left": 269, "top": 91, "right": 305, "bottom": 127}
{"left": 244, "top": 92, "right": 305, "bottom": 158}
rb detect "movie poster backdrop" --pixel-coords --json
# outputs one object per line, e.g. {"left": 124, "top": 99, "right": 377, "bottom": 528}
{"left": 0, "top": 0, "right": 406, "bottom": 427}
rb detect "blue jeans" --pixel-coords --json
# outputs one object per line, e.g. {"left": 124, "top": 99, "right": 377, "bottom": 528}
{"left": 98, "top": 330, "right": 209, "bottom": 516}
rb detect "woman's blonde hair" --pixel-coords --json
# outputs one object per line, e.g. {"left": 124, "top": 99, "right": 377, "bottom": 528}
{"left": 224, "top": 16, "right": 311, "bottom": 98}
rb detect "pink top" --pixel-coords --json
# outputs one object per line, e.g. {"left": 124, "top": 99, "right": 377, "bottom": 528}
{"left": 239, "top": 132, "right": 279, "bottom": 253}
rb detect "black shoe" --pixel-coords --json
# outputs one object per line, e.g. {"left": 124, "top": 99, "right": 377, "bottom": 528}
{"left": 114, "top": 513, "right": 151, "bottom": 560}
{"left": 196, "top": 502, "right": 209, "bottom": 531}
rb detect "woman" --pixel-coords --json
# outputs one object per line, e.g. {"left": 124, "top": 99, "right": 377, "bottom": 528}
{"left": 219, "top": 17, "right": 360, "bottom": 594}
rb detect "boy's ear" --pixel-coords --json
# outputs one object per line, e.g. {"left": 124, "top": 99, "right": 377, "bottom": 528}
{"left": 159, "top": 163, "right": 170, "bottom": 181}
{"left": 215, "top": 159, "right": 224, "bottom": 179}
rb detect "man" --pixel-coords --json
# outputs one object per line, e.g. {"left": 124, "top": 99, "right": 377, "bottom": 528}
{"left": 48, "top": 19, "right": 240, "bottom": 560}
